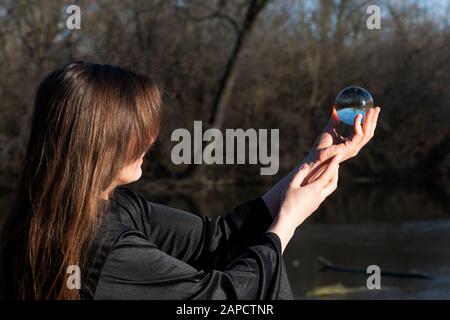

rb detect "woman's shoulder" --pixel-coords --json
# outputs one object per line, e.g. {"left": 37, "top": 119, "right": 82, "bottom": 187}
{"left": 109, "top": 186, "right": 150, "bottom": 218}
{"left": 82, "top": 187, "right": 150, "bottom": 299}
{"left": 111, "top": 186, "right": 144, "bottom": 205}
{"left": 110, "top": 186, "right": 182, "bottom": 220}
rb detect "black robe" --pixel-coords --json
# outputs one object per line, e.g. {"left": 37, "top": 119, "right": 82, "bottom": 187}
{"left": 81, "top": 187, "right": 293, "bottom": 300}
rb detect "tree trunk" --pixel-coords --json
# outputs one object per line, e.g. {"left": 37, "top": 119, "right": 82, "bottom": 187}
{"left": 183, "top": 0, "right": 270, "bottom": 180}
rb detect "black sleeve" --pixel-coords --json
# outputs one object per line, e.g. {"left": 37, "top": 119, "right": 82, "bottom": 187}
{"left": 146, "top": 198, "right": 274, "bottom": 270}
{"left": 116, "top": 187, "right": 274, "bottom": 270}
{"left": 94, "top": 230, "right": 286, "bottom": 300}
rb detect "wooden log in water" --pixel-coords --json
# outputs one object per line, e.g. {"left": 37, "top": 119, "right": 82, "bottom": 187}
{"left": 316, "top": 256, "right": 433, "bottom": 280}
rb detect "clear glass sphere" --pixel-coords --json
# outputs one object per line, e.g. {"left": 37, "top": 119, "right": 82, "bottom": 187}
{"left": 334, "top": 86, "right": 374, "bottom": 126}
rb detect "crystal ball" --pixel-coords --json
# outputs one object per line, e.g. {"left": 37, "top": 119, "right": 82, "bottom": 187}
{"left": 334, "top": 86, "right": 374, "bottom": 126}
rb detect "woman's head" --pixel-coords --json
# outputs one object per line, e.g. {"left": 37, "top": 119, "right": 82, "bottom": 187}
{"left": 12, "top": 61, "right": 162, "bottom": 299}
{"left": 34, "top": 61, "right": 161, "bottom": 189}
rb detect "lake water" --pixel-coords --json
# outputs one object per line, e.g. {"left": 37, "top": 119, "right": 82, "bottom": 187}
{"left": 1, "top": 180, "right": 449, "bottom": 299}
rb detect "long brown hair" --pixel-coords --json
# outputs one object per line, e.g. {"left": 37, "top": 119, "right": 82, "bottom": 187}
{"left": 4, "top": 61, "right": 162, "bottom": 299}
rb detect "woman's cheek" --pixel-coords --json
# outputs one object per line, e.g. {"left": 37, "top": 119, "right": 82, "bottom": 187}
{"left": 117, "top": 160, "right": 143, "bottom": 185}
{"left": 135, "top": 165, "right": 142, "bottom": 179}
{"left": 130, "top": 161, "right": 142, "bottom": 181}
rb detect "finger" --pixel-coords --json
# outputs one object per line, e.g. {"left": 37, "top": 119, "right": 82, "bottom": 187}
{"left": 304, "top": 151, "right": 342, "bottom": 185}
{"left": 370, "top": 107, "right": 381, "bottom": 137}
{"left": 316, "top": 143, "right": 345, "bottom": 163}
{"left": 366, "top": 108, "right": 377, "bottom": 138}
{"left": 348, "top": 114, "right": 364, "bottom": 148}
{"left": 357, "top": 107, "right": 379, "bottom": 149}
{"left": 313, "top": 154, "right": 341, "bottom": 188}
{"left": 290, "top": 163, "right": 310, "bottom": 187}
{"left": 322, "top": 167, "right": 339, "bottom": 197}
{"left": 353, "top": 113, "right": 364, "bottom": 137}
{"left": 345, "top": 108, "right": 379, "bottom": 159}
{"left": 362, "top": 108, "right": 375, "bottom": 136}
{"left": 304, "top": 160, "right": 328, "bottom": 185}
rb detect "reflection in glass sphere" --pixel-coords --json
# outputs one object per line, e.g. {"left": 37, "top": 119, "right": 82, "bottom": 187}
{"left": 333, "top": 86, "right": 374, "bottom": 126}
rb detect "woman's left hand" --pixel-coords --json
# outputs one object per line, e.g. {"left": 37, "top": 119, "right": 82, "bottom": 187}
{"left": 306, "top": 106, "right": 380, "bottom": 163}
{"left": 262, "top": 106, "right": 380, "bottom": 218}
{"left": 303, "top": 106, "right": 380, "bottom": 183}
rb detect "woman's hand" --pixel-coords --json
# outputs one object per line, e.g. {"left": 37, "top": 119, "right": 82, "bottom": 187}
{"left": 261, "top": 106, "right": 380, "bottom": 227}
{"left": 303, "top": 106, "right": 380, "bottom": 183}
{"left": 306, "top": 106, "right": 381, "bottom": 164}
{"left": 268, "top": 155, "right": 340, "bottom": 252}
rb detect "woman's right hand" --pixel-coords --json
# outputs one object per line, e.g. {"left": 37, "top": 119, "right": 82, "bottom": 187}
{"left": 268, "top": 155, "right": 340, "bottom": 252}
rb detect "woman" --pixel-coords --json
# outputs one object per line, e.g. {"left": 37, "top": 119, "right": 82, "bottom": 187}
{"left": 1, "top": 61, "right": 380, "bottom": 300}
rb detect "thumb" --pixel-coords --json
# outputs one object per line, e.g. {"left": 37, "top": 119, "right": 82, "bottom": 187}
{"left": 290, "top": 163, "right": 310, "bottom": 188}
